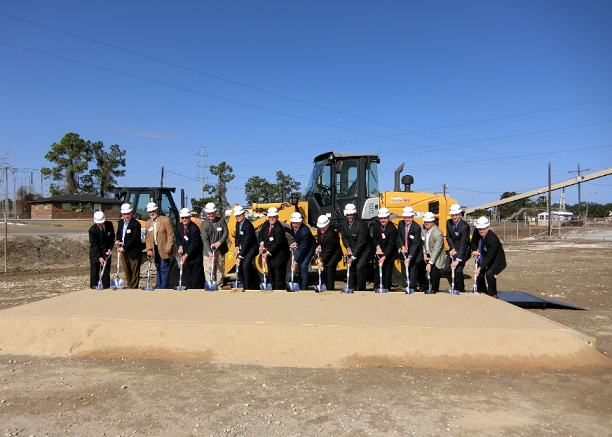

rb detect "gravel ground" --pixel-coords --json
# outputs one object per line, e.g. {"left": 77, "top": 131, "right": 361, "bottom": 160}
{"left": 0, "top": 229, "right": 611, "bottom": 436}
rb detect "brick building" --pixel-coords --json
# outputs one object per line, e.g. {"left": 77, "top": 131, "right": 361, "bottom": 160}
{"left": 29, "top": 195, "right": 122, "bottom": 219}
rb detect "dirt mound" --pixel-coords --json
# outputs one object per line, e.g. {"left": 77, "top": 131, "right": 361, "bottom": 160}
{"left": 1, "top": 235, "right": 89, "bottom": 271}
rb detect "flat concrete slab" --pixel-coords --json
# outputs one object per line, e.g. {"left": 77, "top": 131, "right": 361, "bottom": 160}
{"left": 0, "top": 289, "right": 609, "bottom": 370}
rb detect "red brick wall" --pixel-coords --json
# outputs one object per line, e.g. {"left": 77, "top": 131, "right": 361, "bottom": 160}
{"left": 30, "top": 203, "right": 120, "bottom": 220}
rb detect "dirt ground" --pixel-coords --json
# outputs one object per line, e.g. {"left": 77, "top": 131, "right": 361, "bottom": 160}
{"left": 0, "top": 229, "right": 611, "bottom": 436}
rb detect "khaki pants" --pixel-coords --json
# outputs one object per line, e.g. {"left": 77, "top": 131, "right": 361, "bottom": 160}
{"left": 121, "top": 254, "right": 141, "bottom": 289}
{"left": 203, "top": 251, "right": 225, "bottom": 286}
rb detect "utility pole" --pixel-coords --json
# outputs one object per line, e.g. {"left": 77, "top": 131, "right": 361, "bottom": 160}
{"left": 548, "top": 163, "right": 552, "bottom": 237}
{"left": 160, "top": 167, "right": 164, "bottom": 187}
{"left": 568, "top": 164, "right": 589, "bottom": 218}
{"left": 197, "top": 147, "right": 208, "bottom": 198}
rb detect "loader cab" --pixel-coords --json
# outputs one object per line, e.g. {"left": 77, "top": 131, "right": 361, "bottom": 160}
{"left": 304, "top": 152, "right": 380, "bottom": 227}
{"left": 114, "top": 187, "right": 179, "bottom": 229}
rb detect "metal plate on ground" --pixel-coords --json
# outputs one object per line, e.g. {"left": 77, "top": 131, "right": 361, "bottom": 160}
{"left": 498, "top": 291, "right": 586, "bottom": 310}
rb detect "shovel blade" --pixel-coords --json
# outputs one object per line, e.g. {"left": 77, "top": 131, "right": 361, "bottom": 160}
{"left": 91, "top": 285, "right": 104, "bottom": 290}
{"left": 314, "top": 285, "right": 326, "bottom": 293}
{"left": 174, "top": 286, "right": 187, "bottom": 290}
{"left": 111, "top": 278, "right": 124, "bottom": 290}
{"left": 424, "top": 289, "right": 436, "bottom": 294}
{"left": 374, "top": 288, "right": 388, "bottom": 293}
{"left": 404, "top": 287, "right": 414, "bottom": 294}
{"left": 206, "top": 281, "right": 218, "bottom": 291}
{"left": 286, "top": 282, "right": 299, "bottom": 292}
{"left": 260, "top": 282, "right": 272, "bottom": 291}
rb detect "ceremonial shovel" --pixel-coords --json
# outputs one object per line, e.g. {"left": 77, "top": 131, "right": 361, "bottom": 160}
{"left": 174, "top": 256, "right": 187, "bottom": 290}
{"left": 259, "top": 255, "right": 273, "bottom": 291}
{"left": 341, "top": 255, "right": 353, "bottom": 294}
{"left": 93, "top": 253, "right": 111, "bottom": 290}
{"left": 142, "top": 255, "right": 155, "bottom": 290}
{"left": 374, "top": 256, "right": 388, "bottom": 293}
{"left": 205, "top": 248, "right": 218, "bottom": 291}
{"left": 313, "top": 254, "right": 326, "bottom": 293}
{"left": 286, "top": 249, "right": 299, "bottom": 292}
{"left": 111, "top": 249, "right": 124, "bottom": 290}
{"left": 402, "top": 253, "right": 414, "bottom": 294}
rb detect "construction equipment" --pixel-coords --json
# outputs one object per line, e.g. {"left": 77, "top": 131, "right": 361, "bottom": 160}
{"left": 111, "top": 249, "right": 124, "bottom": 290}
{"left": 174, "top": 256, "right": 186, "bottom": 290}
{"left": 142, "top": 255, "right": 155, "bottom": 291}
{"left": 259, "top": 255, "right": 273, "bottom": 291}
{"left": 313, "top": 254, "right": 326, "bottom": 293}
{"left": 341, "top": 255, "right": 353, "bottom": 294}
{"left": 205, "top": 248, "right": 219, "bottom": 291}
{"left": 115, "top": 151, "right": 458, "bottom": 288}
{"left": 286, "top": 249, "right": 299, "bottom": 292}
{"left": 374, "top": 256, "right": 388, "bottom": 293}
{"left": 92, "top": 253, "right": 112, "bottom": 290}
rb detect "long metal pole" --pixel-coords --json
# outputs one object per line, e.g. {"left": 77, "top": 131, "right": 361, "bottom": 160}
{"left": 548, "top": 163, "right": 552, "bottom": 237}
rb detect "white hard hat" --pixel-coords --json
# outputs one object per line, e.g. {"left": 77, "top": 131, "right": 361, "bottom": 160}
{"left": 204, "top": 202, "right": 217, "bottom": 213}
{"left": 93, "top": 211, "right": 106, "bottom": 224}
{"left": 344, "top": 204, "right": 357, "bottom": 216}
{"left": 402, "top": 206, "right": 415, "bottom": 217}
{"left": 146, "top": 202, "right": 158, "bottom": 212}
{"left": 290, "top": 212, "right": 303, "bottom": 223}
{"left": 179, "top": 208, "right": 191, "bottom": 218}
{"left": 378, "top": 207, "right": 390, "bottom": 218}
{"left": 120, "top": 203, "right": 133, "bottom": 214}
{"left": 449, "top": 204, "right": 462, "bottom": 215}
{"left": 317, "top": 215, "right": 330, "bottom": 228}
{"left": 233, "top": 205, "right": 245, "bottom": 216}
{"left": 475, "top": 216, "right": 491, "bottom": 229}
{"left": 267, "top": 206, "right": 279, "bottom": 217}
{"left": 423, "top": 212, "right": 436, "bottom": 222}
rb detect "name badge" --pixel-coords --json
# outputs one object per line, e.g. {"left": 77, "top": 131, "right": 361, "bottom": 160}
{"left": 107, "top": 231, "right": 112, "bottom": 235}
{"left": 126, "top": 229, "right": 131, "bottom": 234}
{"left": 484, "top": 247, "right": 488, "bottom": 252}
{"left": 184, "top": 235, "right": 189, "bottom": 241}
{"left": 455, "top": 232, "right": 459, "bottom": 236}
{"left": 409, "top": 235, "right": 414, "bottom": 240}
{"left": 269, "top": 236, "right": 274, "bottom": 241}
{"left": 148, "top": 227, "right": 154, "bottom": 232}
{"left": 216, "top": 227, "right": 222, "bottom": 232}
{"left": 382, "top": 233, "right": 386, "bottom": 239}
{"left": 240, "top": 231, "right": 244, "bottom": 235}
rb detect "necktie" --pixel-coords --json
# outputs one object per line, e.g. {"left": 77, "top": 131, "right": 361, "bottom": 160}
{"left": 268, "top": 225, "right": 272, "bottom": 236}
{"left": 183, "top": 225, "right": 187, "bottom": 236}
{"left": 405, "top": 223, "right": 409, "bottom": 250}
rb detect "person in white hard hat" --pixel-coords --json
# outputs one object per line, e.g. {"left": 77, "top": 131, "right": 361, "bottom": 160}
{"left": 175, "top": 208, "right": 204, "bottom": 289}
{"left": 443, "top": 204, "right": 471, "bottom": 293}
{"left": 201, "top": 202, "right": 229, "bottom": 288}
{"left": 470, "top": 216, "right": 506, "bottom": 298}
{"left": 338, "top": 203, "right": 373, "bottom": 291}
{"left": 396, "top": 206, "right": 422, "bottom": 293}
{"left": 257, "top": 206, "right": 290, "bottom": 290}
{"left": 373, "top": 207, "right": 398, "bottom": 290}
{"left": 233, "top": 205, "right": 258, "bottom": 289}
{"left": 115, "top": 203, "right": 142, "bottom": 288}
{"left": 89, "top": 210, "right": 115, "bottom": 288}
{"left": 422, "top": 212, "right": 445, "bottom": 292}
{"left": 144, "top": 202, "right": 175, "bottom": 289}
{"left": 315, "top": 214, "right": 342, "bottom": 290}
{"left": 290, "top": 211, "right": 316, "bottom": 290}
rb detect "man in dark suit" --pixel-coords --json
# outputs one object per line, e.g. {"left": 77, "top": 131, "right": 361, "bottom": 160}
{"left": 444, "top": 204, "right": 471, "bottom": 292}
{"left": 176, "top": 208, "right": 204, "bottom": 289}
{"left": 315, "top": 215, "right": 342, "bottom": 290}
{"left": 372, "top": 207, "right": 398, "bottom": 290}
{"left": 115, "top": 203, "right": 142, "bottom": 289}
{"left": 339, "top": 203, "right": 372, "bottom": 291}
{"left": 258, "top": 206, "right": 290, "bottom": 290}
{"left": 233, "top": 205, "right": 258, "bottom": 289}
{"left": 290, "top": 212, "right": 316, "bottom": 290}
{"left": 396, "top": 206, "right": 423, "bottom": 293}
{"left": 470, "top": 216, "right": 506, "bottom": 298}
{"left": 89, "top": 210, "right": 115, "bottom": 288}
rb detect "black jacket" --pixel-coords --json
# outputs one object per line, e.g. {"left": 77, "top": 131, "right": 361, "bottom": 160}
{"left": 235, "top": 218, "right": 258, "bottom": 260}
{"left": 372, "top": 220, "right": 398, "bottom": 261}
{"left": 89, "top": 221, "right": 115, "bottom": 261}
{"left": 396, "top": 220, "right": 423, "bottom": 263}
{"left": 258, "top": 220, "right": 290, "bottom": 267}
{"left": 470, "top": 228, "right": 506, "bottom": 275}
{"left": 339, "top": 218, "right": 372, "bottom": 262}
{"left": 446, "top": 219, "right": 471, "bottom": 262}
{"left": 317, "top": 226, "right": 342, "bottom": 267}
{"left": 116, "top": 218, "right": 142, "bottom": 260}
{"left": 291, "top": 223, "right": 316, "bottom": 265}
{"left": 176, "top": 221, "right": 204, "bottom": 262}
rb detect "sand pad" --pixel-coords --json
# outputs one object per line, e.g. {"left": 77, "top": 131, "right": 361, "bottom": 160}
{"left": 0, "top": 289, "right": 609, "bottom": 370}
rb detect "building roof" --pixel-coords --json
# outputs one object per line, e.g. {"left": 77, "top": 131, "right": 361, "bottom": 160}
{"left": 29, "top": 195, "right": 122, "bottom": 204}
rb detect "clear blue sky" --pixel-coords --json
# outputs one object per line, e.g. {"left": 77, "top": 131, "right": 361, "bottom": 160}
{"left": 1, "top": 1, "right": 611, "bottom": 209}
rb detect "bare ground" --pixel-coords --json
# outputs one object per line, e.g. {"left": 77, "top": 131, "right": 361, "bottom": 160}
{"left": 0, "top": 230, "right": 611, "bottom": 436}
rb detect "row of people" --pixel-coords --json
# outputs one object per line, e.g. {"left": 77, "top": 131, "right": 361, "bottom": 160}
{"left": 89, "top": 201, "right": 505, "bottom": 296}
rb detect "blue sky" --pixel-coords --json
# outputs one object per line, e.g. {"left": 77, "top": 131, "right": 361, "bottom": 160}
{"left": 1, "top": 1, "right": 611, "bottom": 208}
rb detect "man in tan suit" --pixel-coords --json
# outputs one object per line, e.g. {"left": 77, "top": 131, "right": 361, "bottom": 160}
{"left": 422, "top": 212, "right": 445, "bottom": 293}
{"left": 145, "top": 202, "right": 175, "bottom": 289}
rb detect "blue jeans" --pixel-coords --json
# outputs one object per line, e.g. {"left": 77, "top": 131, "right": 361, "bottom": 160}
{"left": 155, "top": 245, "right": 171, "bottom": 289}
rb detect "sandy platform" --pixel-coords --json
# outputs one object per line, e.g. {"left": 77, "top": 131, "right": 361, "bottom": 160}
{"left": 0, "top": 288, "right": 608, "bottom": 370}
